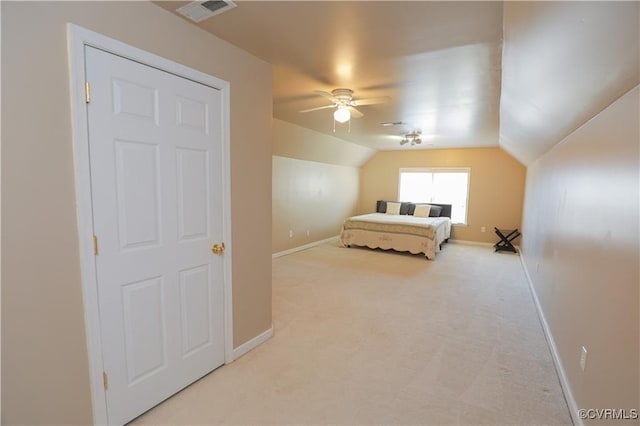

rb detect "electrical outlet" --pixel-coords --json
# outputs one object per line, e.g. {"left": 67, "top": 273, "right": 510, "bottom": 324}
{"left": 580, "top": 346, "right": 588, "bottom": 371}
{"left": 480, "top": 226, "right": 486, "bottom": 233}
{"left": 306, "top": 230, "right": 310, "bottom": 237}
{"left": 289, "top": 230, "right": 293, "bottom": 239}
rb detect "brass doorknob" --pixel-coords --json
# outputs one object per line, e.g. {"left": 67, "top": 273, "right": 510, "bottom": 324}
{"left": 211, "top": 242, "right": 225, "bottom": 255}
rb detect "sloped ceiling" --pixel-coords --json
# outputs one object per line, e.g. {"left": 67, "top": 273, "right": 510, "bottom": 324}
{"left": 500, "top": 1, "right": 640, "bottom": 165}
{"left": 273, "top": 119, "right": 377, "bottom": 168}
{"left": 156, "top": 1, "right": 504, "bottom": 152}
{"left": 155, "top": 1, "right": 639, "bottom": 164}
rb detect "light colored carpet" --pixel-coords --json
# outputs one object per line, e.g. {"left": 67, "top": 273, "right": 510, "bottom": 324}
{"left": 131, "top": 241, "right": 572, "bottom": 425}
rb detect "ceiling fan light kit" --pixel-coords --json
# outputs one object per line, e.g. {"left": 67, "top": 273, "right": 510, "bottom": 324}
{"left": 333, "top": 107, "right": 351, "bottom": 123}
{"left": 400, "top": 131, "right": 422, "bottom": 146}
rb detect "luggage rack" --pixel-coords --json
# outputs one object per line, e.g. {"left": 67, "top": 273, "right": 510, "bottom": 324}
{"left": 494, "top": 228, "right": 520, "bottom": 254}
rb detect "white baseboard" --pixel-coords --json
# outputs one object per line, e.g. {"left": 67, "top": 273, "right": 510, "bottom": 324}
{"left": 272, "top": 235, "right": 340, "bottom": 259}
{"left": 448, "top": 239, "right": 494, "bottom": 247}
{"left": 231, "top": 326, "right": 274, "bottom": 361}
{"left": 519, "top": 250, "right": 582, "bottom": 426}
{"left": 449, "top": 239, "right": 522, "bottom": 253}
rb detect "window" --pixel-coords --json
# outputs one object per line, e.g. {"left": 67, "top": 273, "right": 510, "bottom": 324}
{"left": 398, "top": 168, "right": 470, "bottom": 224}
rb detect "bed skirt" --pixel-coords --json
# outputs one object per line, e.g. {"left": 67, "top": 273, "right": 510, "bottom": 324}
{"left": 340, "top": 228, "right": 445, "bottom": 260}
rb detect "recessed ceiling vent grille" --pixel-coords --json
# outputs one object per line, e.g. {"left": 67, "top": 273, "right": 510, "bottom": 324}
{"left": 176, "top": 0, "right": 237, "bottom": 23}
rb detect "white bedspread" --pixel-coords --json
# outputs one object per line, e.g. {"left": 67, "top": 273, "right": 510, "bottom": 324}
{"left": 340, "top": 213, "right": 452, "bottom": 259}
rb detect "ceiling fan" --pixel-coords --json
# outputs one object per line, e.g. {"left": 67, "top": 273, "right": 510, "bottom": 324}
{"left": 299, "top": 88, "right": 390, "bottom": 124}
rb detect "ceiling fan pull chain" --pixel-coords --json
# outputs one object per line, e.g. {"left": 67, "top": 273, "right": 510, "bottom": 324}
{"left": 333, "top": 118, "right": 336, "bottom": 133}
{"left": 348, "top": 118, "right": 351, "bottom": 133}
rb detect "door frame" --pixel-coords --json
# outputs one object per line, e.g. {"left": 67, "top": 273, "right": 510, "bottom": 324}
{"left": 67, "top": 24, "right": 234, "bottom": 425}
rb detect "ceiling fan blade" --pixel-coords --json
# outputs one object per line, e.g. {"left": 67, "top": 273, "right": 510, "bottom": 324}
{"left": 347, "top": 106, "right": 364, "bottom": 118}
{"left": 299, "top": 104, "right": 336, "bottom": 113}
{"left": 352, "top": 96, "right": 391, "bottom": 106}
{"left": 313, "top": 90, "right": 340, "bottom": 103}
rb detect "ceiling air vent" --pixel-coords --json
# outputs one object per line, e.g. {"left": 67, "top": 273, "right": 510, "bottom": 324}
{"left": 176, "top": 0, "right": 237, "bottom": 23}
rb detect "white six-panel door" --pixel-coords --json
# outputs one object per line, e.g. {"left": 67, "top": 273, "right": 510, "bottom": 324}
{"left": 85, "top": 46, "right": 225, "bottom": 425}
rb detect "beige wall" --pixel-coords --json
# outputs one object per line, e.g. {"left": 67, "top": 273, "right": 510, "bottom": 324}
{"left": 522, "top": 86, "right": 639, "bottom": 420}
{"left": 272, "top": 120, "right": 370, "bottom": 254}
{"left": 2, "top": 2, "right": 272, "bottom": 424}
{"left": 359, "top": 148, "right": 526, "bottom": 243}
{"left": 272, "top": 156, "right": 359, "bottom": 253}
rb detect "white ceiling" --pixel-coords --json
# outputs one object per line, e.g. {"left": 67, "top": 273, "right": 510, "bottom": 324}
{"left": 156, "top": 1, "right": 639, "bottom": 163}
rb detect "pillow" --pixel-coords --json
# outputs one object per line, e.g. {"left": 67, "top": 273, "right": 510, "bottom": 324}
{"left": 400, "top": 202, "right": 413, "bottom": 215}
{"left": 407, "top": 203, "right": 417, "bottom": 215}
{"left": 386, "top": 202, "right": 401, "bottom": 215}
{"left": 376, "top": 200, "right": 387, "bottom": 213}
{"left": 428, "top": 205, "right": 443, "bottom": 217}
{"left": 413, "top": 204, "right": 431, "bottom": 218}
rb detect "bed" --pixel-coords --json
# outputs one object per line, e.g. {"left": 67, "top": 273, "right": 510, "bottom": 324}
{"left": 340, "top": 201, "right": 452, "bottom": 260}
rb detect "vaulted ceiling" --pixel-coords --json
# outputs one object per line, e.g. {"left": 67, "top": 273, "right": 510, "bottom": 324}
{"left": 156, "top": 1, "right": 639, "bottom": 164}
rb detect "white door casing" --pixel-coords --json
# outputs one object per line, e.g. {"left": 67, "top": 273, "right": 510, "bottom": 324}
{"left": 68, "top": 26, "right": 233, "bottom": 426}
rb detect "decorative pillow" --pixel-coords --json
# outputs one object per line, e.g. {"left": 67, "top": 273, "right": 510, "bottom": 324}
{"left": 400, "top": 202, "right": 413, "bottom": 215}
{"left": 386, "top": 202, "right": 401, "bottom": 215}
{"left": 376, "top": 200, "right": 387, "bottom": 213}
{"left": 407, "top": 203, "right": 417, "bottom": 215}
{"left": 428, "top": 205, "right": 443, "bottom": 217}
{"left": 413, "top": 204, "right": 431, "bottom": 218}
